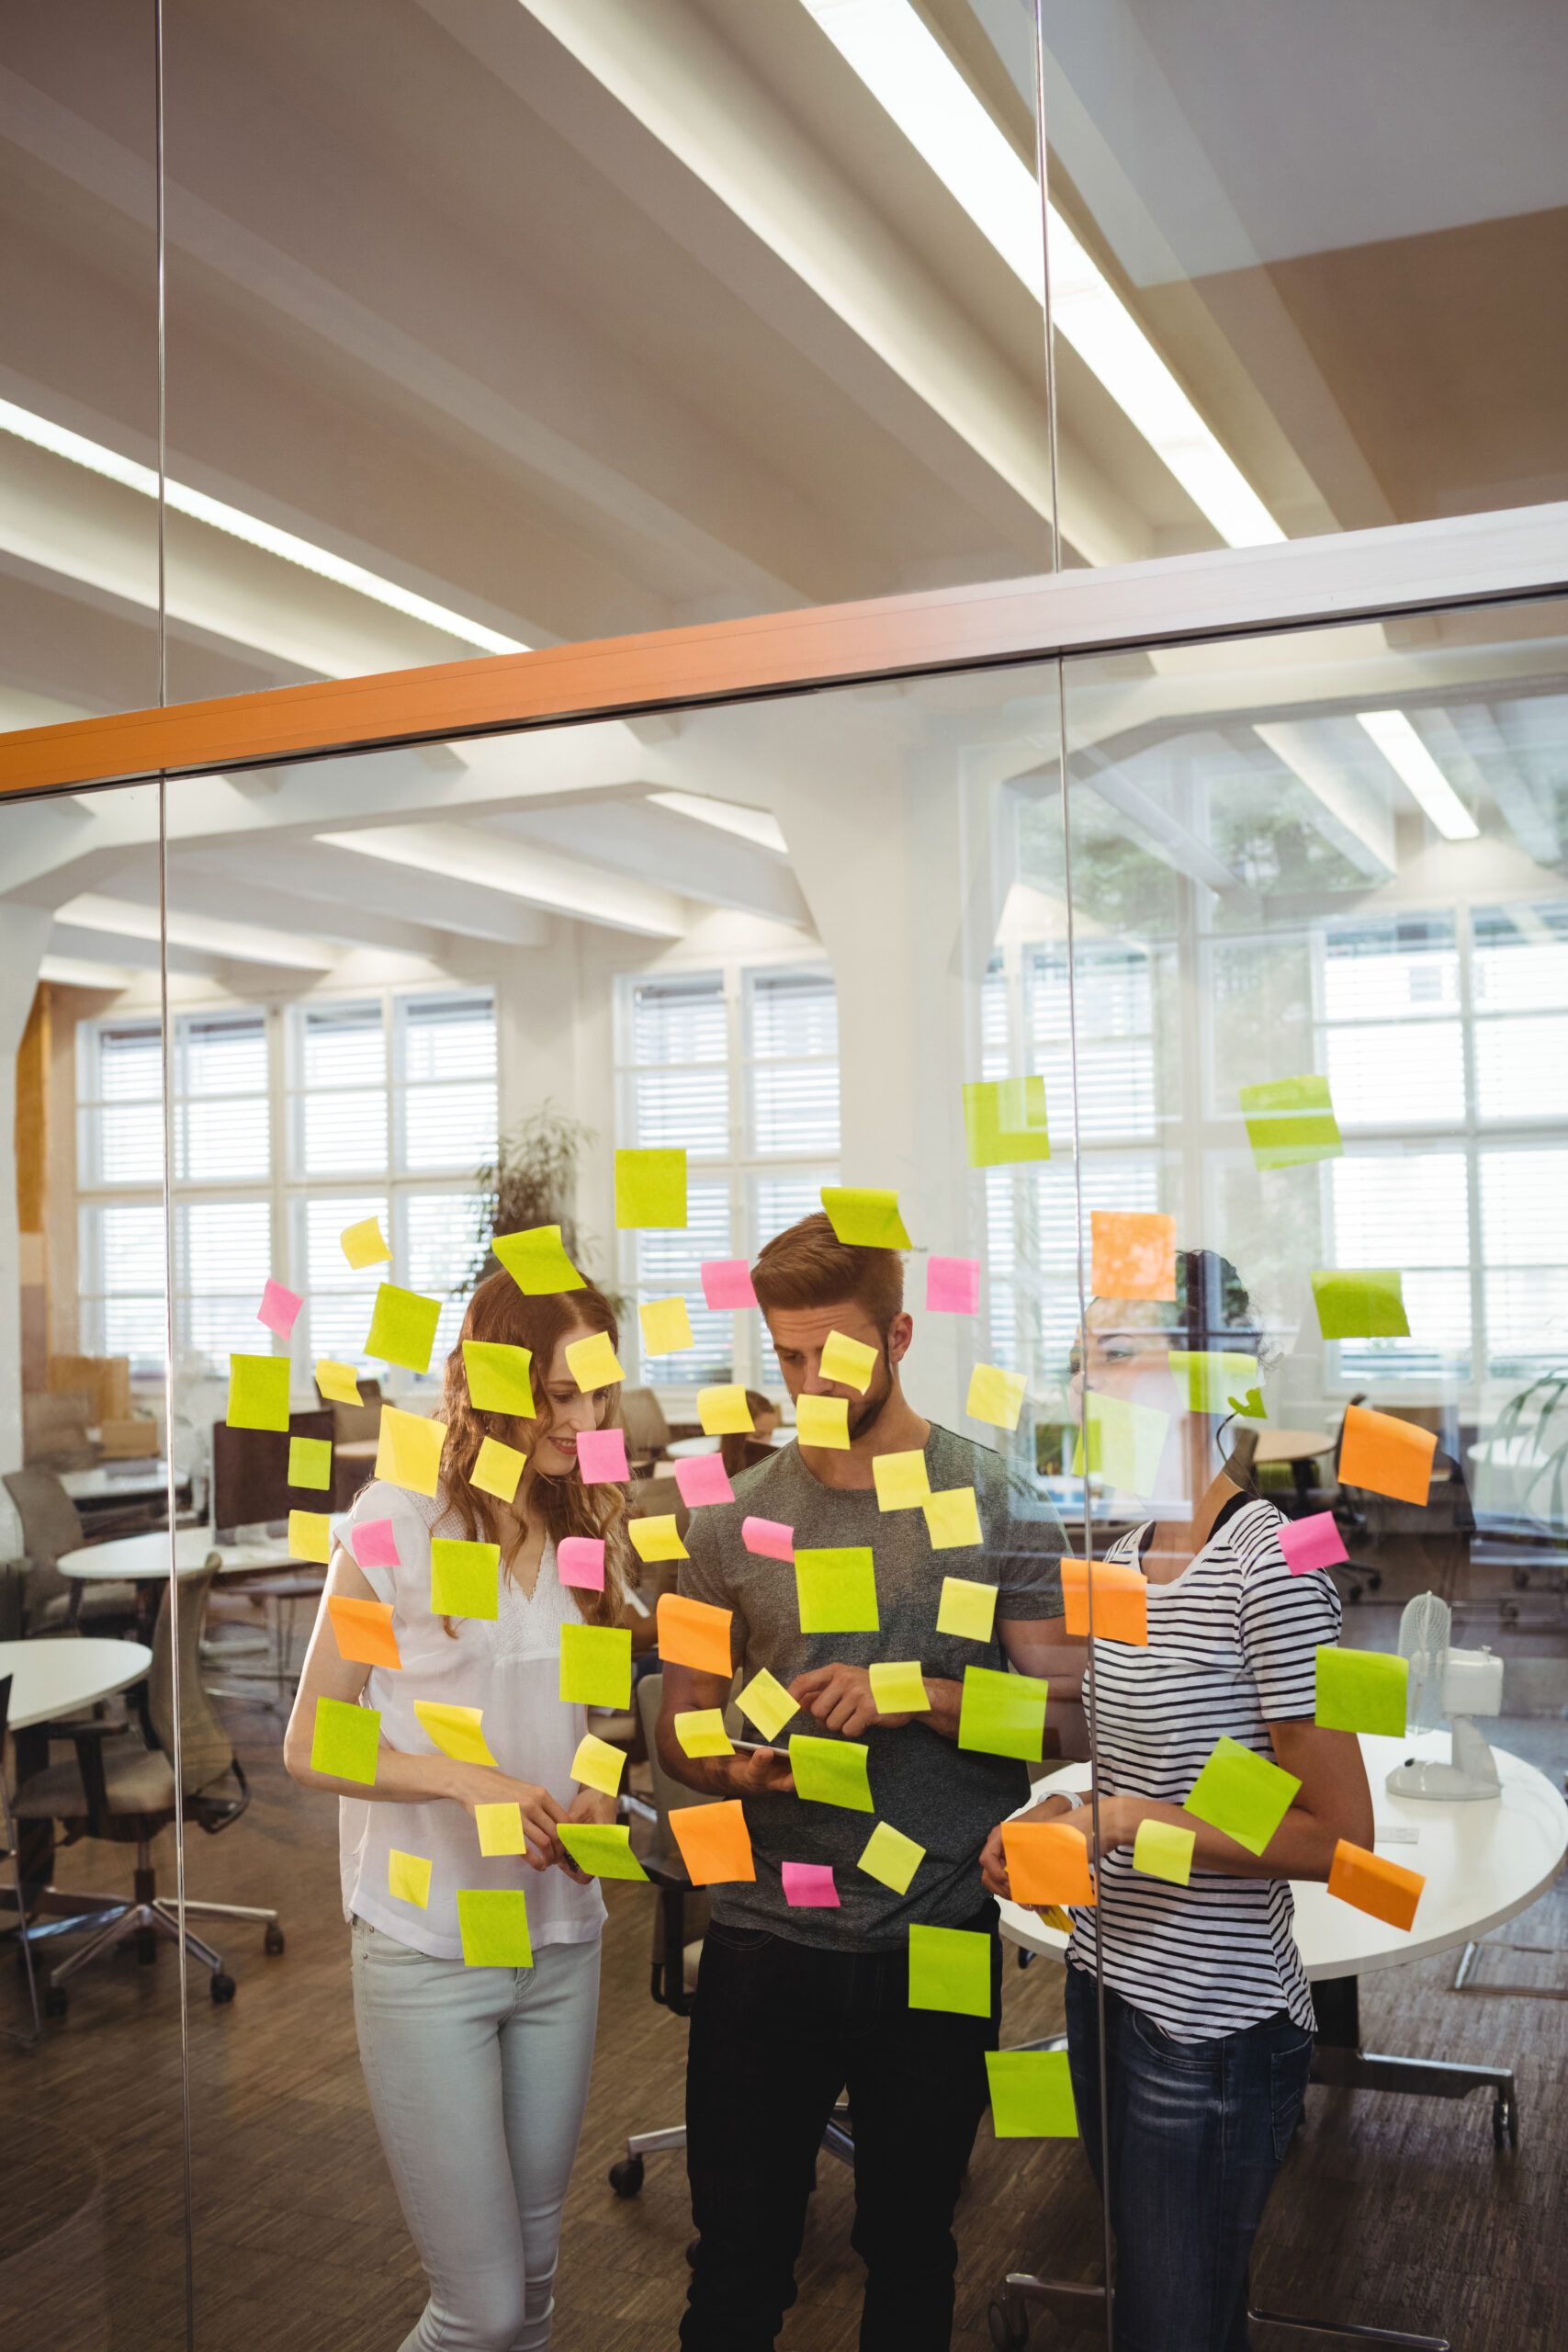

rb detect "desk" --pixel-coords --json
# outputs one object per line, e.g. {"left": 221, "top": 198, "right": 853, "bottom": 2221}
{"left": 58, "top": 1461, "right": 187, "bottom": 1508}
{"left": 57, "top": 1530, "right": 294, "bottom": 1583}
{"left": 1250, "top": 1424, "right": 1333, "bottom": 1504}
{"left": 0, "top": 1637, "right": 153, "bottom": 1730}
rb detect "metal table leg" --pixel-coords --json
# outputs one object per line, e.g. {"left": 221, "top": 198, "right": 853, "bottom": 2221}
{"left": 1311, "top": 1974, "right": 1518, "bottom": 2149}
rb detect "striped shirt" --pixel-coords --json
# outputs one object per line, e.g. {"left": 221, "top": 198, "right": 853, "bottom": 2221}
{"left": 1066, "top": 1496, "right": 1340, "bottom": 2042}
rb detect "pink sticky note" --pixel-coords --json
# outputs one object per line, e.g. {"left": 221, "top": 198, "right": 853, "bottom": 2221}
{"left": 577, "top": 1428, "right": 629, "bottom": 1484}
{"left": 782, "top": 1861, "right": 839, "bottom": 1908}
{"left": 558, "top": 1536, "right": 607, "bottom": 1590}
{"left": 701, "top": 1259, "right": 757, "bottom": 1310}
{"left": 927, "top": 1256, "right": 980, "bottom": 1315}
{"left": 256, "top": 1278, "right": 303, "bottom": 1340}
{"left": 675, "top": 1453, "right": 735, "bottom": 1510}
{"left": 353, "top": 1519, "right": 400, "bottom": 1570}
{"left": 742, "top": 1515, "right": 794, "bottom": 1562}
{"left": 1279, "top": 1510, "right": 1348, "bottom": 1577}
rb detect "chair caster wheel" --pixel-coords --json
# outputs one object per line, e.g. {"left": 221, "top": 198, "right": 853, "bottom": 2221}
{"left": 1493, "top": 2095, "right": 1518, "bottom": 2150}
{"left": 608, "top": 2156, "right": 644, "bottom": 2198}
{"left": 264, "top": 1924, "right": 285, "bottom": 1955}
{"left": 44, "top": 1985, "right": 68, "bottom": 2018}
{"left": 988, "top": 2301, "right": 1029, "bottom": 2349}
{"left": 210, "top": 1971, "right": 237, "bottom": 2004}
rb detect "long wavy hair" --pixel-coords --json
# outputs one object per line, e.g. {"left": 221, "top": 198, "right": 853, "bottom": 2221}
{"left": 436, "top": 1267, "right": 632, "bottom": 1628}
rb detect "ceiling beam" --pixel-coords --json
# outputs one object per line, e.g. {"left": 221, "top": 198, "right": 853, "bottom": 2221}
{"left": 317, "top": 821, "right": 688, "bottom": 937}
{"left": 494, "top": 800, "right": 810, "bottom": 925}
{"left": 1252, "top": 719, "right": 1395, "bottom": 879}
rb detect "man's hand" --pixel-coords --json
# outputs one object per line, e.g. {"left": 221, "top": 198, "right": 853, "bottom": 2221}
{"left": 722, "top": 1746, "right": 795, "bottom": 1796}
{"left": 789, "top": 1662, "right": 912, "bottom": 1738}
{"left": 555, "top": 1784, "right": 620, "bottom": 1883}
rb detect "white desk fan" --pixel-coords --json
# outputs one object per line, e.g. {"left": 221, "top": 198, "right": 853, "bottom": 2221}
{"left": 1385, "top": 1590, "right": 1504, "bottom": 1801}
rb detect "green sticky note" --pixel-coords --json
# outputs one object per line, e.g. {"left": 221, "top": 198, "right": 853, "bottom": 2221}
{"left": 1315, "top": 1645, "right": 1408, "bottom": 1736}
{"left": 430, "top": 1539, "right": 502, "bottom": 1620}
{"left": 819, "top": 1186, "right": 911, "bottom": 1249}
{"left": 310, "top": 1695, "right": 380, "bottom": 1785}
{"left": 908, "top": 1923, "right": 991, "bottom": 2017}
{"left": 559, "top": 1623, "right": 632, "bottom": 1709}
{"left": 1311, "top": 1270, "right": 1410, "bottom": 1341}
{"left": 963, "top": 1075, "right": 1051, "bottom": 1168}
{"left": 1133, "top": 1818, "right": 1195, "bottom": 1886}
{"left": 789, "top": 1734, "right": 874, "bottom": 1813}
{"left": 227, "top": 1352, "right": 291, "bottom": 1432}
{"left": 615, "top": 1148, "right": 688, "bottom": 1229}
{"left": 1071, "top": 1391, "right": 1169, "bottom": 1494}
{"left": 1167, "top": 1351, "right": 1259, "bottom": 1416}
{"left": 288, "top": 1434, "right": 333, "bottom": 1490}
{"left": 1184, "top": 1736, "right": 1300, "bottom": 1857}
{"left": 463, "top": 1340, "right": 534, "bottom": 1416}
{"left": 456, "top": 1887, "right": 534, "bottom": 1969}
{"left": 1238, "top": 1075, "right": 1343, "bottom": 1171}
{"left": 365, "top": 1282, "right": 444, "bottom": 1375}
{"left": 558, "top": 1822, "right": 649, "bottom": 1882}
{"left": 986, "top": 2048, "right": 1078, "bottom": 2136}
{"left": 858, "top": 1820, "right": 925, "bottom": 1895}
{"left": 795, "top": 1546, "right": 879, "bottom": 1634}
{"left": 491, "top": 1224, "right": 585, "bottom": 1295}
{"left": 956, "top": 1665, "right": 1049, "bottom": 1761}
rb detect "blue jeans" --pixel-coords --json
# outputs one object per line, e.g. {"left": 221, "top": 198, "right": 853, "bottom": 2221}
{"left": 1064, "top": 1967, "right": 1314, "bottom": 2352}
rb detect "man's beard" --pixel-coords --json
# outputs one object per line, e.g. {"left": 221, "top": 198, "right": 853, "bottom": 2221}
{"left": 846, "top": 1342, "right": 893, "bottom": 1440}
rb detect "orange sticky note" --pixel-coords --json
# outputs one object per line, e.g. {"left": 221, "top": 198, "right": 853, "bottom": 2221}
{"left": 1061, "top": 1558, "right": 1148, "bottom": 1645}
{"left": 1090, "top": 1210, "right": 1176, "bottom": 1302}
{"left": 1327, "top": 1838, "right": 1425, "bottom": 1932}
{"left": 669, "top": 1798, "right": 755, "bottom": 1886}
{"left": 656, "top": 1592, "right": 735, "bottom": 1677}
{"left": 1002, "top": 1819, "right": 1095, "bottom": 1907}
{"left": 1337, "top": 1405, "right": 1437, "bottom": 1506}
{"left": 327, "top": 1595, "right": 401, "bottom": 1669}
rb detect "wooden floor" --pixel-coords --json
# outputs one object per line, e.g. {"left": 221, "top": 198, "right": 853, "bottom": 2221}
{"left": 5, "top": 1687, "right": 1564, "bottom": 2352}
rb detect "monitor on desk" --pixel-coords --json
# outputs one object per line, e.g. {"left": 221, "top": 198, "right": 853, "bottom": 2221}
{"left": 212, "top": 1408, "right": 334, "bottom": 1539}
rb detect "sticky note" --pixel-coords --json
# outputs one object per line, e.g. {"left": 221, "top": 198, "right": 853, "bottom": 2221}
{"left": 698, "top": 1385, "right": 754, "bottom": 1436}
{"left": 743, "top": 1515, "right": 795, "bottom": 1561}
{"left": 457, "top": 1887, "right": 533, "bottom": 1969}
{"left": 1338, "top": 1404, "right": 1437, "bottom": 1505}
{"left": 559, "top": 1623, "right": 632, "bottom": 1709}
{"left": 1090, "top": 1209, "right": 1176, "bottom": 1302}
{"left": 566, "top": 1330, "right": 624, "bottom": 1391}
{"left": 1168, "top": 1351, "right": 1261, "bottom": 1416}
{"left": 656, "top": 1592, "right": 733, "bottom": 1674}
{"left": 639, "top": 1295, "right": 694, "bottom": 1356}
{"left": 558, "top": 1822, "right": 649, "bottom": 1882}
{"left": 352, "top": 1517, "right": 400, "bottom": 1569}
{"left": 629, "top": 1516, "right": 689, "bottom": 1564}
{"left": 986, "top": 2049, "right": 1077, "bottom": 2136}
{"left": 1184, "top": 1736, "right": 1300, "bottom": 1857}
{"left": 476, "top": 1802, "right": 528, "bottom": 1857}
{"left": 472, "top": 1435, "right": 525, "bottom": 1504}
{"left": 908, "top": 1923, "right": 990, "bottom": 2017}
{"left": 491, "top": 1224, "right": 584, "bottom": 1295}
{"left": 577, "top": 1428, "right": 628, "bottom": 1483}
{"left": 316, "top": 1358, "right": 364, "bottom": 1405}
{"left": 674, "top": 1453, "right": 734, "bottom": 1509}
{"left": 227, "top": 1352, "right": 290, "bottom": 1432}
{"left": 1311, "top": 1270, "right": 1409, "bottom": 1341}
{"left": 1062, "top": 1558, "right": 1148, "bottom": 1645}
{"left": 957, "top": 1665, "right": 1049, "bottom": 1761}
{"left": 413, "top": 1700, "right": 495, "bottom": 1766}
{"left": 923, "top": 1487, "right": 982, "bottom": 1550}
{"left": 869, "top": 1660, "right": 929, "bottom": 1713}
{"left": 340, "top": 1216, "right": 391, "bottom": 1269}
{"left": 676, "top": 1709, "right": 734, "bottom": 1758}
{"left": 288, "top": 1435, "right": 333, "bottom": 1490}
{"left": 310, "top": 1695, "right": 379, "bottom": 1784}
{"left": 821, "top": 1329, "right": 877, "bottom": 1392}
{"left": 570, "top": 1732, "right": 626, "bottom": 1795}
{"left": 558, "top": 1537, "right": 606, "bottom": 1590}
{"left": 1003, "top": 1820, "right": 1094, "bottom": 1906}
{"left": 1280, "top": 1511, "right": 1348, "bottom": 1576}
{"left": 1327, "top": 1838, "right": 1425, "bottom": 1932}
{"left": 874, "top": 1450, "right": 930, "bottom": 1510}
{"left": 1072, "top": 1391, "right": 1169, "bottom": 1497}
{"left": 964, "top": 1075, "right": 1051, "bottom": 1168}
{"left": 256, "top": 1278, "right": 303, "bottom": 1340}
{"left": 790, "top": 1734, "right": 874, "bottom": 1812}
{"left": 858, "top": 1821, "right": 924, "bottom": 1895}
{"left": 782, "top": 1861, "right": 839, "bottom": 1907}
{"left": 738, "top": 1668, "right": 796, "bottom": 1743}
{"left": 669, "top": 1799, "right": 755, "bottom": 1885}
{"left": 430, "top": 1539, "right": 501, "bottom": 1619}
{"left": 1239, "top": 1075, "right": 1342, "bottom": 1171}
{"left": 463, "top": 1340, "right": 534, "bottom": 1416}
{"left": 702, "top": 1259, "right": 757, "bottom": 1309}
{"left": 615, "top": 1148, "right": 688, "bottom": 1228}
{"left": 328, "top": 1595, "right": 401, "bottom": 1668}
{"left": 966, "top": 1363, "right": 1026, "bottom": 1431}
{"left": 928, "top": 1256, "right": 980, "bottom": 1314}
{"left": 288, "top": 1510, "right": 332, "bottom": 1565}
{"left": 365, "top": 1283, "right": 442, "bottom": 1376}
{"left": 1134, "top": 1818, "right": 1195, "bottom": 1886}
{"left": 1315, "top": 1645, "right": 1408, "bottom": 1736}
{"left": 819, "top": 1186, "right": 911, "bottom": 1249}
{"left": 388, "top": 1850, "right": 431, "bottom": 1907}
{"left": 795, "top": 1394, "right": 850, "bottom": 1449}
{"left": 936, "top": 1577, "right": 997, "bottom": 1642}
{"left": 795, "top": 1546, "right": 879, "bottom": 1634}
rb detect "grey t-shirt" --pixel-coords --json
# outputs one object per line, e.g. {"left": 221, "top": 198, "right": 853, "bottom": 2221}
{"left": 678, "top": 1422, "right": 1065, "bottom": 1950}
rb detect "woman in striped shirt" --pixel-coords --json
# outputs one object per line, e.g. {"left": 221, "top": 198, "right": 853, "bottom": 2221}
{"left": 982, "top": 1250, "right": 1372, "bottom": 2352}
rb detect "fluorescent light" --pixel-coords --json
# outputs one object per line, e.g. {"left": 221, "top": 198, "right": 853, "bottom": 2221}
{"left": 1356, "top": 710, "right": 1479, "bottom": 842}
{"left": 648, "top": 791, "right": 789, "bottom": 853}
{"left": 0, "top": 396, "right": 527, "bottom": 656}
{"left": 798, "top": 0, "right": 1283, "bottom": 549}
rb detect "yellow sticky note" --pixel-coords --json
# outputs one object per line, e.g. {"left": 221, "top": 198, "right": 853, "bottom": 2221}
{"left": 820, "top": 1329, "right": 877, "bottom": 1392}
{"left": 737, "top": 1668, "right": 796, "bottom": 1744}
{"left": 476, "top": 1802, "right": 528, "bottom": 1857}
{"left": 463, "top": 1340, "right": 534, "bottom": 1416}
{"left": 288, "top": 1510, "right": 332, "bottom": 1565}
{"left": 413, "top": 1700, "right": 495, "bottom": 1766}
{"left": 698, "top": 1384, "right": 754, "bottom": 1436}
{"left": 570, "top": 1732, "right": 626, "bottom": 1796}
{"left": 615, "top": 1148, "right": 688, "bottom": 1228}
{"left": 388, "top": 1849, "right": 432, "bottom": 1907}
{"left": 491, "top": 1225, "right": 584, "bottom": 1295}
{"left": 923, "top": 1487, "right": 981, "bottom": 1550}
{"left": 676, "top": 1708, "right": 734, "bottom": 1758}
{"left": 858, "top": 1820, "right": 925, "bottom": 1895}
{"left": 430, "top": 1539, "right": 501, "bottom": 1619}
{"left": 374, "top": 1403, "right": 447, "bottom": 1497}
{"left": 288, "top": 1435, "right": 333, "bottom": 1491}
{"left": 964, "top": 1075, "right": 1051, "bottom": 1168}
{"left": 795, "top": 1394, "right": 851, "bottom": 1450}
{"left": 472, "top": 1434, "right": 525, "bottom": 1504}
{"left": 1072, "top": 1392, "right": 1169, "bottom": 1497}
{"left": 819, "top": 1186, "right": 911, "bottom": 1249}
{"left": 566, "top": 1330, "right": 624, "bottom": 1392}
{"left": 365, "top": 1282, "right": 443, "bottom": 1376}
{"left": 869, "top": 1660, "right": 930, "bottom": 1713}
{"left": 457, "top": 1887, "right": 533, "bottom": 1969}
{"left": 628, "top": 1514, "right": 688, "bottom": 1563}
{"left": 639, "top": 1295, "right": 694, "bottom": 1356}
{"left": 226, "top": 1353, "right": 290, "bottom": 1432}
{"left": 966, "top": 1363, "right": 1026, "bottom": 1431}
{"left": 1133, "top": 1818, "right": 1195, "bottom": 1886}
{"left": 559, "top": 1623, "right": 632, "bottom": 1708}
{"left": 936, "top": 1576, "right": 997, "bottom": 1642}
{"left": 341, "top": 1216, "right": 391, "bottom": 1270}
{"left": 316, "top": 1358, "right": 364, "bottom": 1406}
{"left": 874, "top": 1449, "right": 930, "bottom": 1510}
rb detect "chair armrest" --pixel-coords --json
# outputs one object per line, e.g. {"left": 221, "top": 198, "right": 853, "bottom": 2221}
{"left": 67, "top": 1719, "right": 130, "bottom": 1817}
{"left": 643, "top": 1850, "right": 692, "bottom": 1890}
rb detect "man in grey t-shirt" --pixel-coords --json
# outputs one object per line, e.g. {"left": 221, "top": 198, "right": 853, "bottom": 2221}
{"left": 657, "top": 1214, "right": 1065, "bottom": 2352}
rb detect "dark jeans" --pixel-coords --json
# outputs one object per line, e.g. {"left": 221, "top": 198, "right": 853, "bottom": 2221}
{"left": 1064, "top": 1968, "right": 1314, "bottom": 2352}
{"left": 681, "top": 1907, "right": 1002, "bottom": 2352}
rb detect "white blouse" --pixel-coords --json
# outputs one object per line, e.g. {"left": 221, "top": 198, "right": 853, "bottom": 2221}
{"left": 337, "top": 1478, "right": 606, "bottom": 1962}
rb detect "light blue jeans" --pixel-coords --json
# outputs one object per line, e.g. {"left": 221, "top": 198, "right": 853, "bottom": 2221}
{"left": 352, "top": 1918, "right": 602, "bottom": 2352}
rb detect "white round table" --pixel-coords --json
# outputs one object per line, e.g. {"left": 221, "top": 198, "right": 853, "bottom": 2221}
{"left": 58, "top": 1531, "right": 307, "bottom": 1581}
{"left": 0, "top": 1638, "right": 154, "bottom": 1730}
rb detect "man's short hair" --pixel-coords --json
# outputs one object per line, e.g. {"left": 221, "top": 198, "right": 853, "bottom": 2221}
{"left": 751, "top": 1211, "right": 904, "bottom": 1332}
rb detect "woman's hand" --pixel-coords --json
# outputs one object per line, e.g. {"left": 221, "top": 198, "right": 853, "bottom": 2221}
{"left": 555, "top": 1785, "right": 619, "bottom": 1884}
{"left": 979, "top": 1792, "right": 1131, "bottom": 1903}
{"left": 447, "top": 1763, "right": 569, "bottom": 1869}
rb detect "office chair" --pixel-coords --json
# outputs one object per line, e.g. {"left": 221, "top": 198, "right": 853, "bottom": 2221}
{"left": 620, "top": 1389, "right": 673, "bottom": 1477}
{"left": 15, "top": 1570, "right": 283, "bottom": 2016}
{"left": 3, "top": 1467, "right": 144, "bottom": 1634}
{"left": 0, "top": 1674, "right": 41, "bottom": 2047}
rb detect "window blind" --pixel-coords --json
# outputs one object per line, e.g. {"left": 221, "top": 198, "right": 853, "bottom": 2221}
{"left": 747, "top": 967, "right": 839, "bottom": 1156}
{"left": 398, "top": 992, "right": 498, "bottom": 1173}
